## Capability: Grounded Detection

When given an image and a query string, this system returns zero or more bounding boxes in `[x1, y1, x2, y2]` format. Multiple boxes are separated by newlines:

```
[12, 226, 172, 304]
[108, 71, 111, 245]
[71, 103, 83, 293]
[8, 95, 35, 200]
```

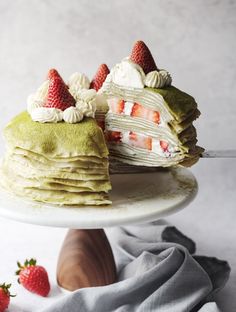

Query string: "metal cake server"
[201, 150, 236, 158]
[110, 150, 236, 174]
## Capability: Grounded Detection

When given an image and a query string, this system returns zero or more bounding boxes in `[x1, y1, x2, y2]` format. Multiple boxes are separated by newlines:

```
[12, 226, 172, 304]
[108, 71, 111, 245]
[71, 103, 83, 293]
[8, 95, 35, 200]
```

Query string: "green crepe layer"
[0, 170, 111, 206]
[7, 153, 109, 175]
[12, 148, 108, 166]
[148, 86, 199, 124]
[102, 82, 203, 167]
[4, 112, 109, 158]
[2, 111, 111, 206]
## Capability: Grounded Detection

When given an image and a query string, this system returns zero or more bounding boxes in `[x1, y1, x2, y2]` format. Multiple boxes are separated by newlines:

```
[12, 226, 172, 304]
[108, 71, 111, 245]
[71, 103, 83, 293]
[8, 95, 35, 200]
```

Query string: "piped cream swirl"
[31, 107, 63, 123]
[145, 70, 172, 88]
[63, 106, 84, 123]
[76, 89, 97, 118]
[68, 73, 90, 100]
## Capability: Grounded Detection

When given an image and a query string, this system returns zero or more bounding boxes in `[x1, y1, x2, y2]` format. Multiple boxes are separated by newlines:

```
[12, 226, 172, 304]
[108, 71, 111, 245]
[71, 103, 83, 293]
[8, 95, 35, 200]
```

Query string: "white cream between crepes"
[118, 130, 177, 157]
[31, 107, 63, 123]
[104, 58, 172, 89]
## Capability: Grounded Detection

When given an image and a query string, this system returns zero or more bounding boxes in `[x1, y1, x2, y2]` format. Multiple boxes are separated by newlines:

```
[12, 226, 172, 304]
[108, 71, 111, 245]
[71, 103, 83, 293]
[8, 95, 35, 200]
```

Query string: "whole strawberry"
[16, 259, 50, 297]
[130, 40, 158, 74]
[0, 283, 15, 312]
[90, 63, 110, 91]
[44, 69, 76, 111]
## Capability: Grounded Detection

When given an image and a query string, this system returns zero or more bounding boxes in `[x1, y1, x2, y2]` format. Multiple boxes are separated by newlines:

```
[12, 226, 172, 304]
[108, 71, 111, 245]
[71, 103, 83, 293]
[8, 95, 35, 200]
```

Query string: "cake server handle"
[201, 150, 236, 158]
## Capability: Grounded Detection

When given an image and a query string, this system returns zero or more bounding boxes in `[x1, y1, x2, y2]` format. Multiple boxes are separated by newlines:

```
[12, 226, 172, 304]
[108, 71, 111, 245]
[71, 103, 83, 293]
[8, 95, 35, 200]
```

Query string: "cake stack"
[1, 112, 111, 206]
[102, 41, 203, 167]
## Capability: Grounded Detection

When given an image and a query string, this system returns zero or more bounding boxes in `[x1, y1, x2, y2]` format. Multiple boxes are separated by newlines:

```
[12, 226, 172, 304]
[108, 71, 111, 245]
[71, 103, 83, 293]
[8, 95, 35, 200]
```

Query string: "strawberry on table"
[16, 258, 50, 297]
[130, 40, 158, 74]
[44, 71, 76, 111]
[0, 283, 15, 312]
[90, 64, 110, 91]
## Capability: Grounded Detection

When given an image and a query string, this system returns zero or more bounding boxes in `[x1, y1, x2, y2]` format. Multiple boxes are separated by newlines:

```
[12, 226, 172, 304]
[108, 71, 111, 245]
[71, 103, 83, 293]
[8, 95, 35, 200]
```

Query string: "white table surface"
[0, 158, 235, 312]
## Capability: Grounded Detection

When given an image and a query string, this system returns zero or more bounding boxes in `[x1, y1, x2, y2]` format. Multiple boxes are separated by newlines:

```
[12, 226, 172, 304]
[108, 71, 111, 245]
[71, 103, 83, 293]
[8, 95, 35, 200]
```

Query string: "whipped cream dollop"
[68, 72, 90, 100]
[104, 58, 172, 89]
[31, 107, 63, 123]
[76, 89, 97, 118]
[63, 106, 84, 123]
[27, 80, 50, 114]
[145, 70, 172, 88]
[108, 58, 145, 88]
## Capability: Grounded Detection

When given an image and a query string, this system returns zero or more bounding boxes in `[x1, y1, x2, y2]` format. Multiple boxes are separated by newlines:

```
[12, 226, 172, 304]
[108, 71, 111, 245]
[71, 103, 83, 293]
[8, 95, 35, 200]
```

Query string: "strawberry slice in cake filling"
[106, 98, 174, 157]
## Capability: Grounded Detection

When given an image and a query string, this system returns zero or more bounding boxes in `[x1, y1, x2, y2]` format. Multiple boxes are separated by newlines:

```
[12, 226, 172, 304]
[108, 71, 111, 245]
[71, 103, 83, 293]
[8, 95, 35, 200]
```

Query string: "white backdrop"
[0, 1, 235, 311]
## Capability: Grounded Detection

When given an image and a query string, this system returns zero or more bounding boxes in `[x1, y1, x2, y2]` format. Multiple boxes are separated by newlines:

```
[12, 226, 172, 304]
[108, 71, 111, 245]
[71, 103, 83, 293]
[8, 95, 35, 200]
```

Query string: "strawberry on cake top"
[101, 41, 203, 167]
[90, 64, 110, 130]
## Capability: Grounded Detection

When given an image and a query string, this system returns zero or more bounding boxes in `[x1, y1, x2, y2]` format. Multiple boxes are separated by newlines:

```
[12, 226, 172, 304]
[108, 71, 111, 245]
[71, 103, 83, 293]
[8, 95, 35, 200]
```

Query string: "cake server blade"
[110, 150, 236, 174]
[201, 150, 236, 158]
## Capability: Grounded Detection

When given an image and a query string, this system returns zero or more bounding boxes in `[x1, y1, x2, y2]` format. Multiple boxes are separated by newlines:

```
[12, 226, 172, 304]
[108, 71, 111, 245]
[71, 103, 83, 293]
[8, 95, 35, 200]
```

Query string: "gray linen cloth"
[41, 221, 230, 312]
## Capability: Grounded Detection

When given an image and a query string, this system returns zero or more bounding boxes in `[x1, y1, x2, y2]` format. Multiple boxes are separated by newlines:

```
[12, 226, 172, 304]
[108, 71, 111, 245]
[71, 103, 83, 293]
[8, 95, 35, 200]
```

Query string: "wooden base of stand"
[57, 229, 117, 291]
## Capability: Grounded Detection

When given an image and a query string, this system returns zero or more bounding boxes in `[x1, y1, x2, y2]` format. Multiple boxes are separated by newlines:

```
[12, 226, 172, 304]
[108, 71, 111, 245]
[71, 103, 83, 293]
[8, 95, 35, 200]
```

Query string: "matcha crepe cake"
[1, 69, 111, 205]
[101, 41, 203, 167]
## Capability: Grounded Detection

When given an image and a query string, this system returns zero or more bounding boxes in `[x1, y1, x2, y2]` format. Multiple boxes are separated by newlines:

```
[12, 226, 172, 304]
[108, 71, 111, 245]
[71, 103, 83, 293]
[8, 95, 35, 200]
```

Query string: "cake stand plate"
[0, 168, 198, 291]
[0, 168, 197, 229]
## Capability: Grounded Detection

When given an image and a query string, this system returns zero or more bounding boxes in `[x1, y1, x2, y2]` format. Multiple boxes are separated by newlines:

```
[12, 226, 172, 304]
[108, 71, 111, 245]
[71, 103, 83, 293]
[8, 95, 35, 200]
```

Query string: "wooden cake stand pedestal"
[0, 168, 197, 291]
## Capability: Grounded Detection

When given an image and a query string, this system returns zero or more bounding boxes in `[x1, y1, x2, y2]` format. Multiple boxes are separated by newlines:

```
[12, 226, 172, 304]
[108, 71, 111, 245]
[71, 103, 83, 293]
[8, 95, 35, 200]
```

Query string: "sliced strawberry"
[117, 100, 125, 114]
[131, 103, 160, 124]
[106, 131, 122, 143]
[130, 41, 158, 74]
[108, 98, 124, 114]
[129, 132, 152, 150]
[90, 64, 110, 91]
[44, 76, 76, 111]
[96, 119, 105, 131]
[160, 140, 169, 152]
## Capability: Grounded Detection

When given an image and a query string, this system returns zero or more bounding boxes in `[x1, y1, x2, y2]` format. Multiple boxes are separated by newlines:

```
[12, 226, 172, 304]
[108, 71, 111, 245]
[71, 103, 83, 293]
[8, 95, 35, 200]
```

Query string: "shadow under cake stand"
[0, 168, 198, 291]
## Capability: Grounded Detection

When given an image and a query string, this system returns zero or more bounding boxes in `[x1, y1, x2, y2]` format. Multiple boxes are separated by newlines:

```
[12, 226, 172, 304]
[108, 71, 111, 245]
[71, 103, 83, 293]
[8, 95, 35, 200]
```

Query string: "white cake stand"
[0, 168, 197, 290]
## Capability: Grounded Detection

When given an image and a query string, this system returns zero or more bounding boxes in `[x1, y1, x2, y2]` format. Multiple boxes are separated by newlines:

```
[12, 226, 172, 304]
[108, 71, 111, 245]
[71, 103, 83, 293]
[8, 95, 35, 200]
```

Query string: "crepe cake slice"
[101, 41, 204, 167]
[2, 69, 112, 206]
